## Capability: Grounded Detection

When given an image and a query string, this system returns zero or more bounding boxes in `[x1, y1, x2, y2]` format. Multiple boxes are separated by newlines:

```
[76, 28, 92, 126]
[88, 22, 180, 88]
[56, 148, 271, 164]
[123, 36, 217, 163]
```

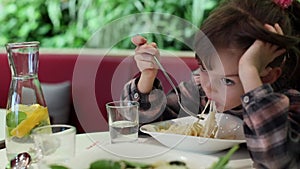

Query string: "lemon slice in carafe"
[10, 104, 49, 138]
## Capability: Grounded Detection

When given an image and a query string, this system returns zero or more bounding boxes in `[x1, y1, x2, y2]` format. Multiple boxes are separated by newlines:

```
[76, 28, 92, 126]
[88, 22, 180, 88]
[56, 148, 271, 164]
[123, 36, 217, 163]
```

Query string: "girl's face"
[199, 48, 245, 112]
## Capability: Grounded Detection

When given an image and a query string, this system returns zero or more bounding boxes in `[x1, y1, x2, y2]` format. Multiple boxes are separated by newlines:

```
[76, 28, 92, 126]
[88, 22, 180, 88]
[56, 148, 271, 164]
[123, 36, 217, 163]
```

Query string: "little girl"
[122, 0, 300, 168]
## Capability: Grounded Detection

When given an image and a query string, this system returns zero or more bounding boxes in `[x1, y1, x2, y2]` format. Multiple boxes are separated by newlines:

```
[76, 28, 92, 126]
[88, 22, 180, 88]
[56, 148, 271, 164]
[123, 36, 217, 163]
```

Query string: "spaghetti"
[159, 101, 219, 138]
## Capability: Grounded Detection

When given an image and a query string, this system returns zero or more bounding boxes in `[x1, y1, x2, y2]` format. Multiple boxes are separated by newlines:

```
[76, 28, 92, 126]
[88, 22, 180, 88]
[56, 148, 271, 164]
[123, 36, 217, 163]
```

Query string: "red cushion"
[0, 52, 197, 133]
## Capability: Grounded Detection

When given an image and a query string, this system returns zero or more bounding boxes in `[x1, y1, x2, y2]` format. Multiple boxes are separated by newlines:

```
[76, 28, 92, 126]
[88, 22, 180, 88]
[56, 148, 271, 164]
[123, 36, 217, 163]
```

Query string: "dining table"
[0, 108, 254, 169]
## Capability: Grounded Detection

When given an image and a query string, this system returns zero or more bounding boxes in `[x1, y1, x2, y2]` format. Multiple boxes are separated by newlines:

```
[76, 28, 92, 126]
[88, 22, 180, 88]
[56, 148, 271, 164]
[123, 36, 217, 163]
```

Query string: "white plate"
[66, 143, 218, 169]
[140, 114, 246, 154]
[0, 109, 5, 144]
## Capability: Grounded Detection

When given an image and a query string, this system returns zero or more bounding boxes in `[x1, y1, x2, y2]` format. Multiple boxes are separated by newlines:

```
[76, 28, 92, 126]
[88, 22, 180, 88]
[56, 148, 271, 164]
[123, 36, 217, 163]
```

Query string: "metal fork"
[153, 56, 206, 120]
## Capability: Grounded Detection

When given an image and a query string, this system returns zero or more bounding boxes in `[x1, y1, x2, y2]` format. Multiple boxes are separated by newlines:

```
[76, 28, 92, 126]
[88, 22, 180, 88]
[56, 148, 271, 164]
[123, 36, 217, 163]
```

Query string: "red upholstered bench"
[0, 50, 197, 133]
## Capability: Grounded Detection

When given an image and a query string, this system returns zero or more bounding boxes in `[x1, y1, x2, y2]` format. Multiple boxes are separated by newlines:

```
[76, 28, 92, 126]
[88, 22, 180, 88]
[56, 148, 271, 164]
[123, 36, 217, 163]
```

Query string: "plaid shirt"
[121, 73, 300, 169]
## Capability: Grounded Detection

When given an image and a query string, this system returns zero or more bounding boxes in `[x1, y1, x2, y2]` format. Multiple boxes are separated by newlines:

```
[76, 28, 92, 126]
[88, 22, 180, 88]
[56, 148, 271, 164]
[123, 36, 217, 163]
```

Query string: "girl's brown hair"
[195, 0, 300, 90]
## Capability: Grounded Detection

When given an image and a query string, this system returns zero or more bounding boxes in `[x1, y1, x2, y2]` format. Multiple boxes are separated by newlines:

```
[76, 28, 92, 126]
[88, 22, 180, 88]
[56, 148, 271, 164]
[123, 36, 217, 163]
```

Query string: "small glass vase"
[5, 41, 51, 162]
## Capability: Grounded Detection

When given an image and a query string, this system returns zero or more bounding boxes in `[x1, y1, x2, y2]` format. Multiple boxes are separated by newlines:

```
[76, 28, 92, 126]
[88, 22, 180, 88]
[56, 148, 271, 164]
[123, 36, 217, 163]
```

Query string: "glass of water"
[32, 124, 76, 168]
[106, 101, 139, 144]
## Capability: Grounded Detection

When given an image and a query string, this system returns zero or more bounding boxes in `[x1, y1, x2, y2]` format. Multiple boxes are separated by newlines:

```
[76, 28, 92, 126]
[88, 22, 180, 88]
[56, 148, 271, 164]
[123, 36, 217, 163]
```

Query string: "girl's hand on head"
[238, 23, 286, 92]
[131, 35, 160, 73]
[239, 23, 286, 76]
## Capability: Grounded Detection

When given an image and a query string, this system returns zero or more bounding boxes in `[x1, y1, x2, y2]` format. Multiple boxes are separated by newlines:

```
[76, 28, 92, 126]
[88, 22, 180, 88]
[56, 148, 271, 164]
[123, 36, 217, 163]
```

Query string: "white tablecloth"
[0, 109, 5, 148]
[0, 132, 253, 169]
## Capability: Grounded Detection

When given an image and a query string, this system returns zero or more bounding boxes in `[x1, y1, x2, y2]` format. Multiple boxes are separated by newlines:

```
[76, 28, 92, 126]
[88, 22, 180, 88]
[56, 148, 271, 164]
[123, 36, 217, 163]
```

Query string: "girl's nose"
[202, 80, 212, 98]
[203, 79, 220, 100]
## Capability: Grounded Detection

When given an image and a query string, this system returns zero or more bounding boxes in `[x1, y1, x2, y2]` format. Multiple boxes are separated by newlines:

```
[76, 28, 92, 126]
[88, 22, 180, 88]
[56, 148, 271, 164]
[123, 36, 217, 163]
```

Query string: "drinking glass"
[106, 101, 139, 143]
[32, 124, 76, 168]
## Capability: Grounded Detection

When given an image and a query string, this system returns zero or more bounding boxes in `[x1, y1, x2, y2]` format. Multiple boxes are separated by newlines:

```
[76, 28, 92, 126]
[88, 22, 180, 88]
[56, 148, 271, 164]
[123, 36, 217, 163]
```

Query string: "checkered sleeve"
[121, 77, 169, 124]
[241, 84, 300, 169]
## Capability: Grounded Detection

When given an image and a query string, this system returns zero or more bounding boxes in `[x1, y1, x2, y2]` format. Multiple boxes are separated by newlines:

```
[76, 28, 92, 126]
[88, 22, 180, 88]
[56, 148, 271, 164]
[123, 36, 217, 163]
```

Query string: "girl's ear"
[261, 67, 282, 84]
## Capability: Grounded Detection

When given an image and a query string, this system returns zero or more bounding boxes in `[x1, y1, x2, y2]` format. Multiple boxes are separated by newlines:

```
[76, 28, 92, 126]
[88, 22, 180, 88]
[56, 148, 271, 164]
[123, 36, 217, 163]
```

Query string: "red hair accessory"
[274, 0, 293, 8]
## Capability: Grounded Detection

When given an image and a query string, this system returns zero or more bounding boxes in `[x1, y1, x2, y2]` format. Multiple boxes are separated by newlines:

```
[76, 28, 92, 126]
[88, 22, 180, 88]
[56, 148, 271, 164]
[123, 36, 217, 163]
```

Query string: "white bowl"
[140, 113, 246, 154]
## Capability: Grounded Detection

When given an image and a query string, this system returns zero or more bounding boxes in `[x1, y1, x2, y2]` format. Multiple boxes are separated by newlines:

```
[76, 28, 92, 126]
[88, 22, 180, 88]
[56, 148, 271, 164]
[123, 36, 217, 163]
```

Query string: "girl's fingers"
[150, 42, 157, 48]
[264, 23, 284, 35]
[264, 42, 286, 58]
[274, 23, 284, 35]
[132, 36, 158, 56]
[264, 24, 277, 33]
[135, 53, 156, 62]
[131, 35, 147, 46]
[131, 36, 157, 48]
[136, 44, 159, 56]
[135, 54, 158, 71]
[132, 35, 160, 70]
[274, 48, 286, 57]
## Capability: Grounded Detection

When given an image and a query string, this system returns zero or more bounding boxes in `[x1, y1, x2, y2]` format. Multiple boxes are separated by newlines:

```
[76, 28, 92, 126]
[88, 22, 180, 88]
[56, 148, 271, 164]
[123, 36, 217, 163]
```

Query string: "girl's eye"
[220, 78, 235, 86]
[199, 65, 207, 72]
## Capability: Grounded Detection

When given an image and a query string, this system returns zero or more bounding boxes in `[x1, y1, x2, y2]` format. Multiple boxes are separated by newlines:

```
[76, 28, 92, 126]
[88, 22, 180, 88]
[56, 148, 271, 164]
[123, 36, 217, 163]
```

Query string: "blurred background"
[0, 0, 221, 50]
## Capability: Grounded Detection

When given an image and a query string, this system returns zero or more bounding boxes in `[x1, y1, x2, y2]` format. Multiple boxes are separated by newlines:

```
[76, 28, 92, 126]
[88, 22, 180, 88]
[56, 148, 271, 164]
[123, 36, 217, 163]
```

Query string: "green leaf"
[46, 0, 62, 30]
[49, 164, 69, 169]
[210, 144, 239, 169]
[6, 111, 27, 128]
[121, 160, 151, 168]
[89, 160, 122, 169]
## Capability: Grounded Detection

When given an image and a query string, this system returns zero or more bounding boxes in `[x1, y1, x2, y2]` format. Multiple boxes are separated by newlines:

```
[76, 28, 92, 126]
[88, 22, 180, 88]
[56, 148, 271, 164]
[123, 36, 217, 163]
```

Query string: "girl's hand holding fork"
[131, 35, 160, 93]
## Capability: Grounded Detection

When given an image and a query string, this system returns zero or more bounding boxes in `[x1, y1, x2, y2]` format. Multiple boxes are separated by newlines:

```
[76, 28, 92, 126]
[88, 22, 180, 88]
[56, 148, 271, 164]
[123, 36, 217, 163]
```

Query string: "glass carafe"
[5, 41, 50, 162]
